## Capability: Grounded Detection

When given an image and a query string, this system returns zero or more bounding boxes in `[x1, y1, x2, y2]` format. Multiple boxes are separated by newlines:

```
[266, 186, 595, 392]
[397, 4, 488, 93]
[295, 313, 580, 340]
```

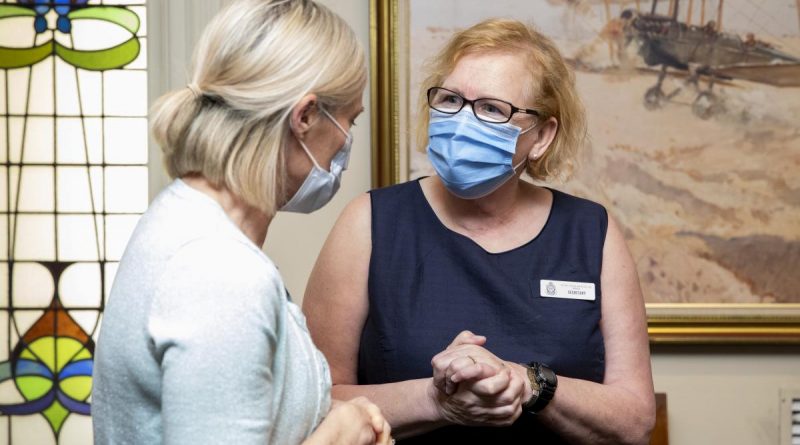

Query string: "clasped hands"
[430, 330, 532, 427]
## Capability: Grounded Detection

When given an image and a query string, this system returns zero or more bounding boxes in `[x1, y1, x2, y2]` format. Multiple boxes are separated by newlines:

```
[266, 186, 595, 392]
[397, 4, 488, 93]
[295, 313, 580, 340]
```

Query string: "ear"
[527, 117, 558, 162]
[289, 94, 320, 140]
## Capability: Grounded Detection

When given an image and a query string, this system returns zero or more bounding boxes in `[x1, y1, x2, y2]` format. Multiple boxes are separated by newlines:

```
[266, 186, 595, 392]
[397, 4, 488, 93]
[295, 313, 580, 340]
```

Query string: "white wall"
[651, 346, 800, 445]
[262, 0, 373, 301]
[147, 2, 800, 444]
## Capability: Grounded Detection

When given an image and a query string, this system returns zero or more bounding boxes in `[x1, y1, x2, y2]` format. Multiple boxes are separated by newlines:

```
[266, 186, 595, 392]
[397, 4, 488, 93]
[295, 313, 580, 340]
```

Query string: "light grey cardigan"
[93, 179, 331, 444]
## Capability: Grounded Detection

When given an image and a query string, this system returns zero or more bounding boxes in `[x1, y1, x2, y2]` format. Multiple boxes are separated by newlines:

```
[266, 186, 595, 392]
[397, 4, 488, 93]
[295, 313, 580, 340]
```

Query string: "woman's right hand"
[432, 365, 524, 427]
[429, 331, 526, 427]
[306, 397, 392, 445]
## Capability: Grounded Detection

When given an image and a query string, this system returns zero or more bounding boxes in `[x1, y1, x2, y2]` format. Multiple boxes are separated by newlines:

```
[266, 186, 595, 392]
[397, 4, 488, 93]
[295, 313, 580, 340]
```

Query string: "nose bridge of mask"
[430, 108, 522, 142]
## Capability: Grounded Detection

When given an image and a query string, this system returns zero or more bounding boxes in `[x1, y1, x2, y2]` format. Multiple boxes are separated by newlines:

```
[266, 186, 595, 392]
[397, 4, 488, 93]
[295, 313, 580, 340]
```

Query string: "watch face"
[541, 366, 556, 383]
[536, 363, 557, 388]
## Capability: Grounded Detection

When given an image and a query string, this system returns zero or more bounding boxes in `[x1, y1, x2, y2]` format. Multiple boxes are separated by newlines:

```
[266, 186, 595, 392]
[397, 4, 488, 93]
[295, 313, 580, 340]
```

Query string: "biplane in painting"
[613, 0, 800, 118]
[566, 0, 800, 118]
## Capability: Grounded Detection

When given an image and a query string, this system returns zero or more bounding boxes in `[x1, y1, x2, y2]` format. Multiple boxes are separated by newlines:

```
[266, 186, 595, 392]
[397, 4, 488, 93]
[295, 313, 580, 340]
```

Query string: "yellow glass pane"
[43, 400, 69, 436]
[26, 338, 86, 373]
[60, 376, 92, 401]
[17, 376, 53, 401]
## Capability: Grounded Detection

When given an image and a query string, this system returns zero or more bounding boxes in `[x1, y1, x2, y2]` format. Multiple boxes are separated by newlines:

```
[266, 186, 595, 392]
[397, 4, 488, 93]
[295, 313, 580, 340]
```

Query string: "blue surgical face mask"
[281, 108, 352, 213]
[427, 109, 534, 199]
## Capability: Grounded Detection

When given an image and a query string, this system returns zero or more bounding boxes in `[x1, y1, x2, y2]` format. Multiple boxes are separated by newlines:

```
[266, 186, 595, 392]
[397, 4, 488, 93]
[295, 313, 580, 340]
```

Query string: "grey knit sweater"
[93, 179, 330, 444]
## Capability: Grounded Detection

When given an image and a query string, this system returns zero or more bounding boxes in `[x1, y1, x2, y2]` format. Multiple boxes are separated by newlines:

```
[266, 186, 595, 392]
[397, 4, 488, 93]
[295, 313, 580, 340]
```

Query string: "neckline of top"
[412, 178, 557, 256]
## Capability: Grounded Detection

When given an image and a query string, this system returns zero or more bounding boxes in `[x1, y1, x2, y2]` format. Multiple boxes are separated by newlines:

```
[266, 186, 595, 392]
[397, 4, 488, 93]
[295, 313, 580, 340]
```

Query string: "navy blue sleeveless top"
[360, 180, 608, 443]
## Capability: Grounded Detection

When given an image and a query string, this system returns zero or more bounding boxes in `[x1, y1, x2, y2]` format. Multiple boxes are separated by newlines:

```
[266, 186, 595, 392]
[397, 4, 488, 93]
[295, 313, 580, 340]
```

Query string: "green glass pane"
[55, 38, 139, 71]
[25, 338, 86, 373]
[20, 347, 37, 361]
[0, 43, 52, 70]
[43, 400, 69, 434]
[73, 348, 92, 361]
[60, 375, 92, 401]
[0, 5, 36, 19]
[69, 6, 140, 34]
[16, 375, 53, 400]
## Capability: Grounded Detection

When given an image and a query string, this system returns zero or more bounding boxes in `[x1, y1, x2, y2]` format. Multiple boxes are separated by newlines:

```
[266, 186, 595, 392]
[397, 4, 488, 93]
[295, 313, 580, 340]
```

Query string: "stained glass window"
[0, 1, 147, 443]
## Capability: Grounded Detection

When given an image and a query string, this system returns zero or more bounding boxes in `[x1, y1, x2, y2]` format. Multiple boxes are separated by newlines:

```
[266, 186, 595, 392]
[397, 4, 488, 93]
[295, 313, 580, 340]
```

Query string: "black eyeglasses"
[427, 87, 540, 124]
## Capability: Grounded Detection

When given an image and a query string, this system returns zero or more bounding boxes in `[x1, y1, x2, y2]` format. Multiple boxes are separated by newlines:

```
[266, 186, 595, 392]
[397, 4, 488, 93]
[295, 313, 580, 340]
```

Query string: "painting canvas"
[373, 0, 800, 342]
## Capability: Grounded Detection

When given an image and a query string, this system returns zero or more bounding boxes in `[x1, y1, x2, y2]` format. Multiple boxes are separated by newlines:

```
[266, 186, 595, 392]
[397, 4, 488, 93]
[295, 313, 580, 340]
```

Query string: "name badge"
[540, 279, 596, 301]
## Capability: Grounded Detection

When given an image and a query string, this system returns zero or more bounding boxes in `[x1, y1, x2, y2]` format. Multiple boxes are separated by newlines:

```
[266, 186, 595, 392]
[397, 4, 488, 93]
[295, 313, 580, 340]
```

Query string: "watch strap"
[526, 362, 557, 414]
[522, 364, 540, 410]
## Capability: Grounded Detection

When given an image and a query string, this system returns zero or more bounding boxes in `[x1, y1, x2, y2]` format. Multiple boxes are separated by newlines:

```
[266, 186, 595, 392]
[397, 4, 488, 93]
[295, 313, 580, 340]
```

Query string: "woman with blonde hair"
[304, 18, 655, 443]
[92, 1, 390, 444]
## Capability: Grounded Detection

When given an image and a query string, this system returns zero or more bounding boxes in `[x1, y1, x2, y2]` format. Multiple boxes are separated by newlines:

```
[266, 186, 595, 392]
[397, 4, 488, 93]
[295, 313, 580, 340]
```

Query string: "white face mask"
[281, 108, 353, 213]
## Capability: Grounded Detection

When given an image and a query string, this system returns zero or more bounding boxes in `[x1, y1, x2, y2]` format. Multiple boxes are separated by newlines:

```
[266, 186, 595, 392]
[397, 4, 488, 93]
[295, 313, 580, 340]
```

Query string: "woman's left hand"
[431, 331, 531, 424]
[431, 330, 517, 395]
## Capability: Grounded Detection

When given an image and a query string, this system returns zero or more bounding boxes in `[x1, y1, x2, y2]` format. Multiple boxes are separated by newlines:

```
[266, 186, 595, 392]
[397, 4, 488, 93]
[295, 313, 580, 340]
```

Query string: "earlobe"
[528, 117, 558, 162]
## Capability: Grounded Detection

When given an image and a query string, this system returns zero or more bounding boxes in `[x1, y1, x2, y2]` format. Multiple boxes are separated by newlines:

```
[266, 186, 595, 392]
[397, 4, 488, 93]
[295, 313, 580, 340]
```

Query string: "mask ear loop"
[320, 108, 352, 140]
[321, 107, 354, 159]
[519, 120, 545, 164]
[296, 139, 324, 170]
[289, 115, 325, 171]
[289, 104, 334, 172]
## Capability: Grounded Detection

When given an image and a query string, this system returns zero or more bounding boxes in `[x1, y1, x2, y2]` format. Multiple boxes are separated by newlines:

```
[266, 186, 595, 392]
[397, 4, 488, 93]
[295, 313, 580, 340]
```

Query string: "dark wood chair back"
[650, 392, 669, 445]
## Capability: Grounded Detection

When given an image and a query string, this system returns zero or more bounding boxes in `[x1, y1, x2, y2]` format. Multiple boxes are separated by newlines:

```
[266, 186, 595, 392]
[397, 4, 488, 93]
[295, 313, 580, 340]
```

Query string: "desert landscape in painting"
[406, 0, 800, 303]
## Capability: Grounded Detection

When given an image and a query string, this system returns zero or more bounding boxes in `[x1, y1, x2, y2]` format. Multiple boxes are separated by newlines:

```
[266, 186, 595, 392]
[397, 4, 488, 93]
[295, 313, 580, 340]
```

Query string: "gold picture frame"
[369, 0, 800, 344]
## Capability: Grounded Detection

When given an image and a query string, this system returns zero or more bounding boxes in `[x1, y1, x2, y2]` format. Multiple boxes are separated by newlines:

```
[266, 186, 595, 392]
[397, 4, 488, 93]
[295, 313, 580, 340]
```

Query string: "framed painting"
[369, 0, 800, 343]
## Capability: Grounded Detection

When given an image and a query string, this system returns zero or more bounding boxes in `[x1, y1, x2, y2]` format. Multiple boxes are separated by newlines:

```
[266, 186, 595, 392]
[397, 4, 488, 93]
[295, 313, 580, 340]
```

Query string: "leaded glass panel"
[0, 1, 148, 443]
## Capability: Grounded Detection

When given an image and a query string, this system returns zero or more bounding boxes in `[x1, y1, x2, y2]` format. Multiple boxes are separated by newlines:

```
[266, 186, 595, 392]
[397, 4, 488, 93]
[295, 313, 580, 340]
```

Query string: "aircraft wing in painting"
[709, 63, 800, 88]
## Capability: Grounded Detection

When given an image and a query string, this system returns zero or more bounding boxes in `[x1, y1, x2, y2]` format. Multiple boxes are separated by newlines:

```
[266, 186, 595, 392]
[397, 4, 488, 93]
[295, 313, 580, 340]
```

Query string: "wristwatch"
[522, 362, 558, 414]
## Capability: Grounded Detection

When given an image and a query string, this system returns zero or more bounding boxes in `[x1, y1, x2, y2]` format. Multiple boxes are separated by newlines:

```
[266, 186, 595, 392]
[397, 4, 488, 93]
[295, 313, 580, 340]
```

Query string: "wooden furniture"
[650, 393, 669, 445]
